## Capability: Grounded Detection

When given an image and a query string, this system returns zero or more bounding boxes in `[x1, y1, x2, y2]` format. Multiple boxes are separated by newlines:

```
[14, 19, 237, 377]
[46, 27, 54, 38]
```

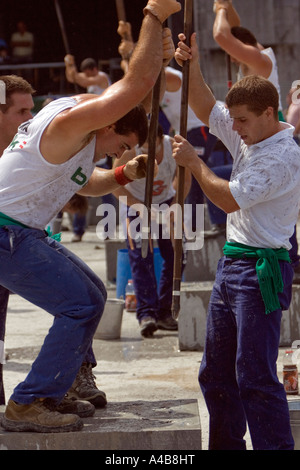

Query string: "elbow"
[213, 29, 227, 47]
[224, 202, 240, 214]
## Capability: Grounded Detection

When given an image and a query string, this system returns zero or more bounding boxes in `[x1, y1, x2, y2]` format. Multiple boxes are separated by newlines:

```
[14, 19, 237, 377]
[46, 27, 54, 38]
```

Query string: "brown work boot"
[66, 363, 107, 408]
[144, 0, 181, 23]
[1, 398, 83, 433]
[56, 396, 95, 418]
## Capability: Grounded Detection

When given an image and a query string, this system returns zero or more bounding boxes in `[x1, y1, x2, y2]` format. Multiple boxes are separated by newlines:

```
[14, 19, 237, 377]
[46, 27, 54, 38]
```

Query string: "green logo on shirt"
[71, 167, 87, 186]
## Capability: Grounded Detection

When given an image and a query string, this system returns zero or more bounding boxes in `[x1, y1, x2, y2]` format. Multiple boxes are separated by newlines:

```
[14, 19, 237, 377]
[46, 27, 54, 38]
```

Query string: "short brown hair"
[225, 75, 279, 118]
[231, 26, 258, 46]
[80, 58, 97, 72]
[0, 75, 35, 113]
[115, 103, 148, 147]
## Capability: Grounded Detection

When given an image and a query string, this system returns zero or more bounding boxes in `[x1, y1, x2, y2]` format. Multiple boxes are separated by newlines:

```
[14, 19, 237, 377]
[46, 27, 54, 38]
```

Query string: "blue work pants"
[0, 285, 9, 404]
[0, 225, 106, 405]
[199, 256, 294, 450]
[126, 234, 175, 322]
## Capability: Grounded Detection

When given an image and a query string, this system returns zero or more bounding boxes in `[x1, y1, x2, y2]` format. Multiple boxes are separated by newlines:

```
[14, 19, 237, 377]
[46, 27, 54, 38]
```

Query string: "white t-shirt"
[209, 102, 300, 249]
[0, 97, 96, 229]
[11, 31, 34, 58]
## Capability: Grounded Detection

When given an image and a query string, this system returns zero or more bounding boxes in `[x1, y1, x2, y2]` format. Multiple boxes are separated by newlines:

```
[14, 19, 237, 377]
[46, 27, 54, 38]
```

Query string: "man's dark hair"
[231, 26, 258, 46]
[0, 75, 35, 113]
[226, 75, 279, 119]
[115, 104, 148, 147]
[80, 58, 97, 72]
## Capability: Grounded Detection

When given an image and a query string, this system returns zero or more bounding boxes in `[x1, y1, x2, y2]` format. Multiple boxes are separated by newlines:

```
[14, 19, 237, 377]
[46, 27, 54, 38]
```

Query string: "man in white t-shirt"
[174, 31, 300, 450]
[10, 21, 34, 63]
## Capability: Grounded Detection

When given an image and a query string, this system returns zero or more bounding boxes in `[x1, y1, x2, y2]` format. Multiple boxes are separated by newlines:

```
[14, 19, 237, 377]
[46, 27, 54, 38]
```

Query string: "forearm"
[213, 8, 232, 45]
[227, 2, 241, 27]
[78, 168, 121, 197]
[190, 159, 239, 213]
[173, 168, 192, 200]
[125, 13, 163, 98]
[175, 32, 215, 125]
[65, 64, 76, 84]
[80, 155, 149, 197]
[188, 59, 216, 127]
[172, 135, 239, 213]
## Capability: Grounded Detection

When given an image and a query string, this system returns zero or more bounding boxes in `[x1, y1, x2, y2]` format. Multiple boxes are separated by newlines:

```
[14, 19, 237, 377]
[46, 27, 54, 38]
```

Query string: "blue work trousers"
[0, 225, 106, 405]
[199, 256, 294, 450]
[126, 234, 175, 322]
[0, 285, 9, 404]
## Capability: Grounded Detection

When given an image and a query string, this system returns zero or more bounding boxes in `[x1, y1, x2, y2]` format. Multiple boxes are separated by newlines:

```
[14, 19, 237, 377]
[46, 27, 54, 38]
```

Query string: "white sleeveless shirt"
[0, 97, 96, 229]
[125, 135, 176, 203]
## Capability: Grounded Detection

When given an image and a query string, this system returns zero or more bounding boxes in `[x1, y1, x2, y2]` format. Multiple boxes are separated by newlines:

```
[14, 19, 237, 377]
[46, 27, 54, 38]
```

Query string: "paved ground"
[1, 222, 296, 450]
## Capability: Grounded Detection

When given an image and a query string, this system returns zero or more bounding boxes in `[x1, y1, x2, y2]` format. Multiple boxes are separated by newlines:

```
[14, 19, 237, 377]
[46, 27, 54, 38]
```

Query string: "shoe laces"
[38, 398, 60, 412]
[76, 363, 97, 388]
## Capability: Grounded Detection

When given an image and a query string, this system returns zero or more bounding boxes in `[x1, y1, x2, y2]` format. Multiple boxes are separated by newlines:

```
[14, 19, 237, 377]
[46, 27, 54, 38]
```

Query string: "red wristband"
[114, 164, 133, 185]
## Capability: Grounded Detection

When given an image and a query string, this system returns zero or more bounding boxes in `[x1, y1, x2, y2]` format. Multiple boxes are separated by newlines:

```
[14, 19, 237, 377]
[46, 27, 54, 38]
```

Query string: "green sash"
[0, 212, 29, 228]
[223, 241, 291, 314]
[0, 212, 61, 241]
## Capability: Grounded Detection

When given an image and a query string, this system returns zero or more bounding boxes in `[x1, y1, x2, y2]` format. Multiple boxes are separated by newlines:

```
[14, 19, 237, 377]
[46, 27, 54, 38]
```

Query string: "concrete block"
[0, 399, 201, 450]
[184, 235, 225, 282]
[288, 400, 300, 450]
[104, 239, 126, 283]
[281, 285, 300, 347]
[178, 282, 300, 351]
[178, 282, 212, 351]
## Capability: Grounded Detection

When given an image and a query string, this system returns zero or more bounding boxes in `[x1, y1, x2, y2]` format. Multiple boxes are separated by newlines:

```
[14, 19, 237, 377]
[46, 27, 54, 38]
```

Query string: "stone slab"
[178, 282, 300, 351]
[183, 235, 225, 283]
[178, 282, 213, 351]
[288, 399, 300, 450]
[0, 399, 201, 451]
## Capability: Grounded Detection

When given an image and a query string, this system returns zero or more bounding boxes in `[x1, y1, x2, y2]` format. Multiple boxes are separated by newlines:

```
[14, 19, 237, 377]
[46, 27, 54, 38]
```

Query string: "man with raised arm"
[0, 0, 181, 434]
[173, 30, 300, 450]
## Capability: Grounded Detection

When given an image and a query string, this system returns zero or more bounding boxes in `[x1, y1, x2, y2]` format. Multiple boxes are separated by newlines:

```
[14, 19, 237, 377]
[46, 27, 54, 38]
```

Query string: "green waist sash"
[0, 212, 61, 241]
[223, 241, 291, 314]
[0, 212, 29, 228]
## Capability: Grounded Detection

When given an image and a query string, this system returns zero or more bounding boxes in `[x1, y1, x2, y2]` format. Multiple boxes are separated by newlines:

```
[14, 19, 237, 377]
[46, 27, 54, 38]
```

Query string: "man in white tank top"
[113, 126, 191, 338]
[0, 0, 182, 434]
[64, 56, 110, 95]
[0, 75, 35, 407]
[213, 1, 284, 114]
[213, 0, 300, 268]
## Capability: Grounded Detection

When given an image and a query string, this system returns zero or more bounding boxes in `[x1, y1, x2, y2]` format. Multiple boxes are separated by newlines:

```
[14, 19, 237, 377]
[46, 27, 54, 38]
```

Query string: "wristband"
[114, 164, 133, 185]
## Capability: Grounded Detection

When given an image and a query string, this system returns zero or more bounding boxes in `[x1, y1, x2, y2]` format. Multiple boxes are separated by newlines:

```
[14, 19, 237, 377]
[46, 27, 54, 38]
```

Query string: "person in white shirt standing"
[174, 28, 300, 450]
[10, 20, 34, 63]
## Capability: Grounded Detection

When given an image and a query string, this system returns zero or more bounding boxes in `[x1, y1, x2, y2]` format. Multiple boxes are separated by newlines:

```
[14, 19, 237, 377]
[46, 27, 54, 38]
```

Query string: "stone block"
[288, 400, 300, 450]
[184, 235, 225, 282]
[178, 282, 300, 351]
[281, 285, 300, 347]
[0, 399, 201, 450]
[178, 282, 212, 351]
[104, 239, 126, 283]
